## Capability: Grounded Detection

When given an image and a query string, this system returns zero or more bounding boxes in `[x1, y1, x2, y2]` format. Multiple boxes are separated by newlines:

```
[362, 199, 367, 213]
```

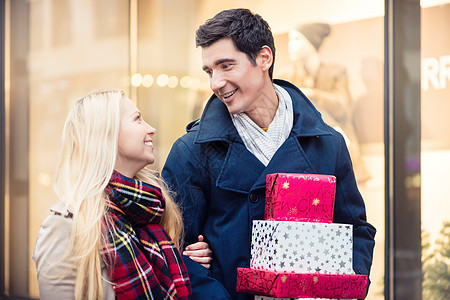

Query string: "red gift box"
[236, 268, 367, 299]
[265, 173, 336, 223]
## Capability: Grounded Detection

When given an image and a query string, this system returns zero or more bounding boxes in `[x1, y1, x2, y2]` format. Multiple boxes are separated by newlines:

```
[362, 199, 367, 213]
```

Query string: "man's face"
[201, 38, 269, 115]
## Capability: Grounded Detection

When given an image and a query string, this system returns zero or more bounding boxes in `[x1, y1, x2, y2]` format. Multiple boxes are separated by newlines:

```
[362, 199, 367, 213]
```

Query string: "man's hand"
[183, 235, 213, 269]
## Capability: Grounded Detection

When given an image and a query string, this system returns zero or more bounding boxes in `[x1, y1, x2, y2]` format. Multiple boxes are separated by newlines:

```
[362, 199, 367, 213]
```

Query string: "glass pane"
[5, 0, 385, 298]
[420, 1, 450, 299]
[273, 6, 385, 300]
[6, 0, 129, 298]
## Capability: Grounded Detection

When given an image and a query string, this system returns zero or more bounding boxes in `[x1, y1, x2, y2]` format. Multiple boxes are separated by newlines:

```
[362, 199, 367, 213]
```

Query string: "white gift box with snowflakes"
[250, 220, 354, 274]
[250, 220, 355, 300]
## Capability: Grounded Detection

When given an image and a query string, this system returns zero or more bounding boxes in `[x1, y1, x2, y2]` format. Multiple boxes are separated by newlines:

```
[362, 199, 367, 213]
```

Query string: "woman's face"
[115, 96, 156, 178]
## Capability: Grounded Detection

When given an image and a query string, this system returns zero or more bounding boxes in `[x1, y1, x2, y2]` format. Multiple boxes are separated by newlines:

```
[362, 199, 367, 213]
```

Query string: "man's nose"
[210, 73, 226, 91]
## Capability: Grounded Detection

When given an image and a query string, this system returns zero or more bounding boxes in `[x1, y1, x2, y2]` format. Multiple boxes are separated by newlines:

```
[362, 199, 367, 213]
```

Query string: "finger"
[200, 263, 211, 269]
[189, 256, 213, 264]
[185, 242, 209, 251]
[184, 243, 198, 251]
[183, 248, 212, 257]
[195, 242, 210, 249]
[183, 251, 212, 259]
[198, 235, 204, 242]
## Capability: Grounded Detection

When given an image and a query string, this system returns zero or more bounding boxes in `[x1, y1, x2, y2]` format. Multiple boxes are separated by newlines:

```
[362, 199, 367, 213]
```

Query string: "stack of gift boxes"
[236, 173, 367, 299]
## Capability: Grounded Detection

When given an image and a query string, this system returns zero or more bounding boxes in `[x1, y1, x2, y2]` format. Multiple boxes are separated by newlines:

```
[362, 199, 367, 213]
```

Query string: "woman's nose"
[145, 121, 156, 135]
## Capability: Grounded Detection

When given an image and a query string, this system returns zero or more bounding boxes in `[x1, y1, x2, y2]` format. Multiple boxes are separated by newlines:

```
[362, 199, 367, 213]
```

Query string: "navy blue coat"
[162, 79, 376, 300]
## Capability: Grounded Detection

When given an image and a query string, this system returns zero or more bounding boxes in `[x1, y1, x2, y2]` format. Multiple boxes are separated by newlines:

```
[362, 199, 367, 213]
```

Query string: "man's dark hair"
[195, 8, 276, 80]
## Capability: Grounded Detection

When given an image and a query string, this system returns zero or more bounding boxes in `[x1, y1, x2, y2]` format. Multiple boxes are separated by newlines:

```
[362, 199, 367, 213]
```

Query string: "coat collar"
[216, 136, 318, 193]
[194, 79, 331, 144]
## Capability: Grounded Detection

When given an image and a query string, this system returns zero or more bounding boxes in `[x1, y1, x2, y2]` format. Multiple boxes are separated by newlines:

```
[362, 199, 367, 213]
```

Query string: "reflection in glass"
[420, 1, 450, 299]
[282, 22, 371, 184]
[4, 1, 386, 299]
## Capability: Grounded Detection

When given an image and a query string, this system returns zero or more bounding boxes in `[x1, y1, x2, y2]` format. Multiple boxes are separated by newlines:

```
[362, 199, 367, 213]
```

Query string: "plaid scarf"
[102, 171, 191, 300]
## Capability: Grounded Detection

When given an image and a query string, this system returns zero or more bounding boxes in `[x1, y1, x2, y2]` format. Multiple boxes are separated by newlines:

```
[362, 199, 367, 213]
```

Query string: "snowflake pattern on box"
[250, 221, 353, 274]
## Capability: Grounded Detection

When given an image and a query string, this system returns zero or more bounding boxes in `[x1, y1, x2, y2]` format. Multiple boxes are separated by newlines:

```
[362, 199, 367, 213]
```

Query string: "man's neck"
[245, 85, 279, 128]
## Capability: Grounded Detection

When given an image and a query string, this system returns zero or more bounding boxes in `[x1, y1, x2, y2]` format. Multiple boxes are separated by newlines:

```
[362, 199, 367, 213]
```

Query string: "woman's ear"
[258, 45, 274, 72]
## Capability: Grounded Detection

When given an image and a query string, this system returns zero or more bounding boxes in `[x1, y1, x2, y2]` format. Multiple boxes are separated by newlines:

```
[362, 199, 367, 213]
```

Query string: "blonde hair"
[53, 89, 183, 300]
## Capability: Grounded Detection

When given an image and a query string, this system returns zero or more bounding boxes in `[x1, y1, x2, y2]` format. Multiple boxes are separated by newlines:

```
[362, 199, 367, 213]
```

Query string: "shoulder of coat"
[50, 201, 73, 219]
[186, 119, 200, 132]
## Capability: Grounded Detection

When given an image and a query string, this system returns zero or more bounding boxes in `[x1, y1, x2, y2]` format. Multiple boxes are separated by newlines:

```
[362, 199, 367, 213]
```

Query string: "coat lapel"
[251, 135, 317, 191]
[216, 134, 318, 193]
[216, 141, 266, 193]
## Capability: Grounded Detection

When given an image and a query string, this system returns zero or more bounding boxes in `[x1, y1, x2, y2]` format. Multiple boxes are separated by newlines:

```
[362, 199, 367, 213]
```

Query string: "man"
[162, 8, 376, 300]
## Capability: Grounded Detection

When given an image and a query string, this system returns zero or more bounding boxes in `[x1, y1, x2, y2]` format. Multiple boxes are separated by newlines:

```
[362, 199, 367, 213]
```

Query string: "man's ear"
[258, 45, 274, 72]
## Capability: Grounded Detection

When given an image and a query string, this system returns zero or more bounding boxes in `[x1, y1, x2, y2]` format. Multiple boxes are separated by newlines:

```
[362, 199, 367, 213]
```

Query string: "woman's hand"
[183, 235, 213, 269]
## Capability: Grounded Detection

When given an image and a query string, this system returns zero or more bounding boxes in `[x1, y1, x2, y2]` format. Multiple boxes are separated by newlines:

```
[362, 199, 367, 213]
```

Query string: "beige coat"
[32, 202, 115, 300]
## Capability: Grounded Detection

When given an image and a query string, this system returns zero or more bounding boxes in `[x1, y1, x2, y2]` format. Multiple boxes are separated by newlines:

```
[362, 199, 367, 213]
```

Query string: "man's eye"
[223, 64, 231, 69]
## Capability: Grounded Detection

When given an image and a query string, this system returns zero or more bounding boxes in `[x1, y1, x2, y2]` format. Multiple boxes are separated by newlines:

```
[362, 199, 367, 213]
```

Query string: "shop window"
[420, 1, 450, 299]
[3, 1, 387, 298]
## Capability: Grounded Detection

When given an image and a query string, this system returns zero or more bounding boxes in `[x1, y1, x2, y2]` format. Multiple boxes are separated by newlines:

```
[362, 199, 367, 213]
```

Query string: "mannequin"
[283, 23, 371, 184]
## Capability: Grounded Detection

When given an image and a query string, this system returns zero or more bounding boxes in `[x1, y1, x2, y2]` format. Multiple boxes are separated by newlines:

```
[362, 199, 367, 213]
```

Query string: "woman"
[33, 89, 211, 299]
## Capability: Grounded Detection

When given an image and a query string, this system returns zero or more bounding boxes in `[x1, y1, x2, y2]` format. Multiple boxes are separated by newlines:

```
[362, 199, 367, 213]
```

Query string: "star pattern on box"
[251, 221, 353, 274]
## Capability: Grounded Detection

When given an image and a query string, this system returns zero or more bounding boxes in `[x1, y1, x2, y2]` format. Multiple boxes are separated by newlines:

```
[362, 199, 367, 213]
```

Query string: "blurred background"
[1, 0, 449, 299]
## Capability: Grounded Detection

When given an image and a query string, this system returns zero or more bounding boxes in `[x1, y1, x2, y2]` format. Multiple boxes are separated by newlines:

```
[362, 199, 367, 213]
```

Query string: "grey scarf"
[231, 84, 294, 166]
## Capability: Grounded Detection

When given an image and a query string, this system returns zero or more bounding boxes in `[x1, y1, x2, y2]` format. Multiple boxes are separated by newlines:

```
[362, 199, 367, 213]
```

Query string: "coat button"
[249, 194, 258, 203]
